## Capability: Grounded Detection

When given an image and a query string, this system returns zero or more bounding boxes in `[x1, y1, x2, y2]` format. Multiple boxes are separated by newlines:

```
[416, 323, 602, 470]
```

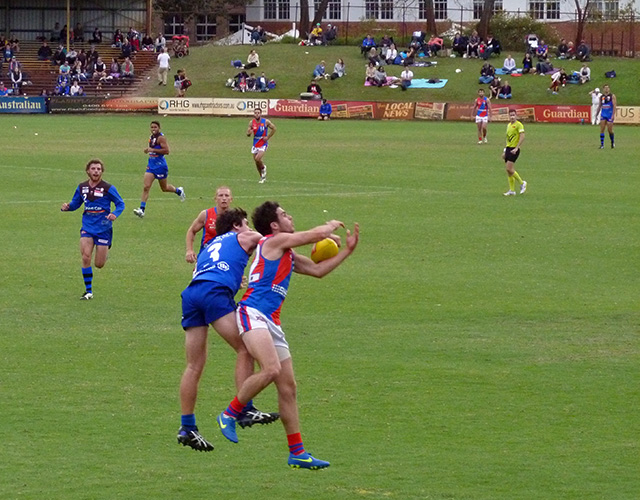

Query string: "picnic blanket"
[409, 78, 448, 89]
[364, 76, 399, 87]
[496, 68, 523, 75]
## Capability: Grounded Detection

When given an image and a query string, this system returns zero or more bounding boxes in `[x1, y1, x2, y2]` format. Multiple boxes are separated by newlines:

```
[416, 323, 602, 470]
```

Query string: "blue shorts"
[601, 113, 613, 123]
[80, 228, 113, 247]
[181, 281, 237, 329]
[146, 164, 168, 179]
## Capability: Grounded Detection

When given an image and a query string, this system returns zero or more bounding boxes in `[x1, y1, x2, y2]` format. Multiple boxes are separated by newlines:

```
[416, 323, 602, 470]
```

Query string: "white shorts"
[475, 115, 489, 123]
[251, 145, 268, 155]
[236, 305, 291, 360]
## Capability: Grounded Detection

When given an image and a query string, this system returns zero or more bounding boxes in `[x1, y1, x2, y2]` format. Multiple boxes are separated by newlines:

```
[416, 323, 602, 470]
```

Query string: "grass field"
[135, 44, 640, 105]
[1, 115, 639, 500]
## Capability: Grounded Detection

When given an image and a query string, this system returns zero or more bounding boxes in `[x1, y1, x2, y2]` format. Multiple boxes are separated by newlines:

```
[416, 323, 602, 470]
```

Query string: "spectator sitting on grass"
[452, 32, 466, 57]
[522, 52, 533, 74]
[318, 98, 332, 120]
[467, 30, 480, 58]
[385, 44, 398, 65]
[313, 60, 327, 79]
[556, 39, 569, 59]
[244, 49, 260, 69]
[309, 24, 323, 45]
[536, 39, 549, 60]
[324, 24, 337, 45]
[361, 34, 376, 57]
[498, 80, 512, 99]
[427, 35, 444, 57]
[365, 61, 377, 85]
[233, 70, 248, 92]
[577, 40, 591, 62]
[502, 54, 516, 73]
[579, 63, 590, 84]
[535, 57, 553, 76]
[479, 62, 494, 84]
[246, 73, 257, 91]
[307, 78, 323, 99]
[489, 75, 501, 99]
[331, 58, 346, 80]
[400, 62, 413, 91]
[373, 65, 388, 87]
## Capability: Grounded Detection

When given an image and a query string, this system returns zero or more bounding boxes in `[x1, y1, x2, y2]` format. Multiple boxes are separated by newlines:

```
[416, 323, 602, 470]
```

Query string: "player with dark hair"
[473, 88, 491, 144]
[178, 208, 279, 452]
[185, 186, 233, 263]
[247, 108, 275, 184]
[596, 84, 616, 149]
[61, 159, 125, 299]
[216, 201, 359, 470]
[501, 109, 527, 196]
[133, 121, 185, 218]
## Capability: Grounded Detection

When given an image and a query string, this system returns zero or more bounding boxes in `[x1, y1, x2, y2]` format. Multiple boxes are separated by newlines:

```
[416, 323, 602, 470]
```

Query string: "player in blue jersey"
[247, 108, 276, 183]
[61, 159, 125, 300]
[178, 208, 279, 452]
[133, 121, 185, 218]
[596, 84, 616, 149]
[216, 201, 359, 470]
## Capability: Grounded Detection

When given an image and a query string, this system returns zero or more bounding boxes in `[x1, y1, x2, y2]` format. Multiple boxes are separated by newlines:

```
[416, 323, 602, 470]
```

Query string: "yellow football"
[311, 238, 340, 263]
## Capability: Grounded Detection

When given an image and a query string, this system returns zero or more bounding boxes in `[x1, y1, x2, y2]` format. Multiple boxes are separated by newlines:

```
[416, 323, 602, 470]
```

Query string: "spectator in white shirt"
[157, 48, 170, 85]
[502, 54, 516, 74]
[400, 63, 413, 91]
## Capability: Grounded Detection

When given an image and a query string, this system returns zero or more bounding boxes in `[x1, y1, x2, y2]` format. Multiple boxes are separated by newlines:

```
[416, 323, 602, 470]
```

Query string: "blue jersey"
[319, 102, 332, 115]
[191, 231, 249, 293]
[67, 180, 125, 234]
[600, 94, 614, 119]
[251, 118, 268, 148]
[147, 132, 167, 169]
[238, 235, 294, 326]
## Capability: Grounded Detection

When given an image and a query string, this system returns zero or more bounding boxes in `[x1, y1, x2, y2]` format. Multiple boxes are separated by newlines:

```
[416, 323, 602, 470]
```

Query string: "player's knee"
[261, 364, 281, 383]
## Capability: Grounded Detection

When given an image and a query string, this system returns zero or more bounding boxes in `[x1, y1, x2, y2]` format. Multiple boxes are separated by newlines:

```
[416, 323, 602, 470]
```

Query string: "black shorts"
[504, 147, 520, 163]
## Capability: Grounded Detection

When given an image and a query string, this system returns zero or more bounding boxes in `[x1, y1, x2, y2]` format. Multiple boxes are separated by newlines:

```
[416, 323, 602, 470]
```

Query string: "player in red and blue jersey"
[247, 108, 276, 183]
[61, 158, 125, 300]
[596, 84, 617, 149]
[178, 208, 279, 452]
[473, 88, 492, 144]
[185, 186, 233, 263]
[133, 121, 185, 218]
[216, 201, 360, 470]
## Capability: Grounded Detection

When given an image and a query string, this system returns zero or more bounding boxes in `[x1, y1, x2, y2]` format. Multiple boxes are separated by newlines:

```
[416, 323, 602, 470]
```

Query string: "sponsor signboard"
[268, 99, 320, 118]
[534, 105, 590, 123]
[50, 96, 157, 113]
[413, 102, 446, 121]
[157, 98, 268, 115]
[615, 106, 640, 124]
[0, 96, 47, 113]
[332, 101, 375, 119]
[376, 101, 415, 120]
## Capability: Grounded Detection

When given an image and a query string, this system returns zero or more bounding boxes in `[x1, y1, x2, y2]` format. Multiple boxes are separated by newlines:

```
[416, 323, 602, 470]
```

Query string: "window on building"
[164, 15, 184, 36]
[418, 0, 426, 19]
[365, 0, 379, 19]
[229, 14, 245, 33]
[494, 0, 503, 13]
[380, 0, 394, 19]
[278, 0, 290, 19]
[604, 0, 619, 19]
[264, 0, 277, 19]
[434, 0, 447, 20]
[196, 15, 216, 42]
[546, 1, 560, 19]
[529, 1, 545, 19]
[473, 0, 483, 19]
[328, 0, 342, 19]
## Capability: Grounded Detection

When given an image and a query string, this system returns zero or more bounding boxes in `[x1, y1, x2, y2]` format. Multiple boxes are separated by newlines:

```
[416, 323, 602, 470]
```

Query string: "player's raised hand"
[346, 223, 360, 253]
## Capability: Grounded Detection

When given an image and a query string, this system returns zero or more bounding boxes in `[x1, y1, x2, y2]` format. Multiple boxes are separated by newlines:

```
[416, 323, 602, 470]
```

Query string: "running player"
[133, 121, 185, 218]
[473, 88, 491, 144]
[502, 109, 527, 196]
[178, 208, 280, 452]
[216, 202, 360, 470]
[596, 84, 616, 149]
[247, 108, 276, 183]
[185, 186, 233, 263]
[61, 159, 125, 299]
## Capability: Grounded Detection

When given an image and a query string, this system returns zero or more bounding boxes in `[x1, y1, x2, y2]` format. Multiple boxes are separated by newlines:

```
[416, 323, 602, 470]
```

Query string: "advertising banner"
[268, 99, 320, 118]
[615, 106, 640, 124]
[50, 97, 157, 113]
[375, 101, 415, 120]
[533, 105, 590, 123]
[158, 97, 268, 115]
[0, 96, 47, 113]
[332, 101, 376, 119]
[413, 102, 446, 121]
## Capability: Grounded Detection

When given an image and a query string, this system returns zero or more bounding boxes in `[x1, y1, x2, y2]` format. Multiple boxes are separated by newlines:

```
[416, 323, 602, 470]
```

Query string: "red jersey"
[199, 207, 218, 252]
[475, 97, 489, 117]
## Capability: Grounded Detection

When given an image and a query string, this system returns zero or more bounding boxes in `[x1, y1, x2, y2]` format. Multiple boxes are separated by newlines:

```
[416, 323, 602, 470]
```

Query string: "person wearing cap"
[324, 24, 337, 45]
[310, 23, 323, 46]
[589, 87, 601, 125]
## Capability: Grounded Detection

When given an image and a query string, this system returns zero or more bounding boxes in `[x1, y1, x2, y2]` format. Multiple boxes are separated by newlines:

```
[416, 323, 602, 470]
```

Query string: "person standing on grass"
[60, 159, 125, 300]
[178, 208, 280, 452]
[185, 186, 234, 262]
[133, 121, 185, 218]
[247, 108, 275, 184]
[216, 201, 359, 470]
[157, 47, 170, 86]
[596, 84, 616, 149]
[501, 109, 527, 196]
[473, 88, 491, 144]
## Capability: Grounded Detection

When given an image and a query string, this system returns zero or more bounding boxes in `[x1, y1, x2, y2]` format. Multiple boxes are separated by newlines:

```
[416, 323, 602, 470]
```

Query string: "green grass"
[136, 43, 640, 105]
[1, 115, 639, 499]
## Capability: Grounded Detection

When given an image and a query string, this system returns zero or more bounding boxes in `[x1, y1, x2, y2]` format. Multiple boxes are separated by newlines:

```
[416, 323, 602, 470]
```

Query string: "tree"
[477, 0, 496, 40]
[154, 0, 248, 21]
[298, 0, 331, 38]
[422, 0, 437, 35]
[573, 0, 593, 48]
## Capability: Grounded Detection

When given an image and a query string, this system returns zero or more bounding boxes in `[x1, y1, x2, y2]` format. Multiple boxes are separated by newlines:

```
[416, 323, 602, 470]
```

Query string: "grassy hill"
[136, 43, 638, 105]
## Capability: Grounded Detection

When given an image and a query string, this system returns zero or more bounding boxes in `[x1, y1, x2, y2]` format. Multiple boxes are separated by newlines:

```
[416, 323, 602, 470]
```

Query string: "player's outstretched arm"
[185, 210, 207, 263]
[294, 223, 359, 278]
